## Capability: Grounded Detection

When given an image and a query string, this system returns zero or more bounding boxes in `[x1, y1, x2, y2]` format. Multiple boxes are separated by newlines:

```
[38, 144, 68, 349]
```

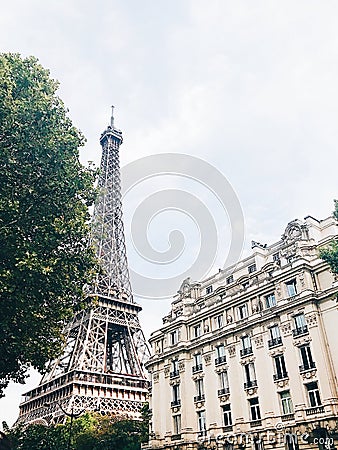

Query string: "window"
[249, 397, 261, 421]
[195, 378, 204, 401]
[273, 354, 288, 380]
[273, 252, 280, 262]
[194, 353, 202, 366]
[237, 303, 248, 320]
[286, 279, 297, 297]
[215, 344, 226, 364]
[192, 353, 203, 373]
[206, 285, 213, 294]
[197, 410, 206, 433]
[173, 415, 181, 435]
[244, 362, 257, 388]
[222, 404, 232, 427]
[214, 314, 224, 329]
[265, 293, 276, 308]
[240, 335, 252, 356]
[172, 384, 180, 406]
[226, 275, 234, 285]
[268, 324, 282, 348]
[170, 359, 179, 378]
[248, 264, 257, 274]
[306, 382, 322, 407]
[299, 345, 315, 371]
[293, 313, 307, 336]
[219, 371, 229, 393]
[280, 390, 293, 415]
[294, 313, 306, 328]
[170, 330, 178, 345]
[193, 324, 201, 338]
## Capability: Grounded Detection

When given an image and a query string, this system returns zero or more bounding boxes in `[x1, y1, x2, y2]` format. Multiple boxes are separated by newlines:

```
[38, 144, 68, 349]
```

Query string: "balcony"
[240, 347, 253, 357]
[194, 394, 205, 402]
[292, 325, 308, 337]
[305, 405, 324, 416]
[171, 400, 181, 407]
[192, 364, 203, 374]
[268, 337, 283, 348]
[273, 372, 288, 381]
[281, 413, 295, 421]
[171, 434, 181, 441]
[218, 388, 230, 396]
[244, 380, 257, 390]
[215, 356, 227, 365]
[250, 420, 262, 427]
[299, 361, 316, 373]
[170, 370, 179, 378]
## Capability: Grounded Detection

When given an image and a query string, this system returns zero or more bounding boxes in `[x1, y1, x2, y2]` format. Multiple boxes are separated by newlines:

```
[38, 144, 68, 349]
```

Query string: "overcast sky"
[1, 0, 338, 426]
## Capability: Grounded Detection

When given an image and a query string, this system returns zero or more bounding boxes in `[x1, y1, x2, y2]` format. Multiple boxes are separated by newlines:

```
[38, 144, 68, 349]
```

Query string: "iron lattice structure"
[17, 109, 150, 425]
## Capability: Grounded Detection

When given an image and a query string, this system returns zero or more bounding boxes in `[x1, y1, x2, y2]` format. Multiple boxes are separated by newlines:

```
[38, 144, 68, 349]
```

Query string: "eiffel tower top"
[92, 107, 133, 302]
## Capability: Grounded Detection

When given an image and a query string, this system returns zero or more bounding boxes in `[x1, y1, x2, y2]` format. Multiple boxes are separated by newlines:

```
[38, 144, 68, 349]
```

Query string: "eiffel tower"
[17, 108, 150, 425]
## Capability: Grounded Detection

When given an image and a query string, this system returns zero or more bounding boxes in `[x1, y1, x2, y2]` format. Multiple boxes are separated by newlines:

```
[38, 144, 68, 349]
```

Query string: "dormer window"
[273, 252, 280, 262]
[206, 285, 213, 295]
[248, 264, 257, 274]
[226, 275, 234, 285]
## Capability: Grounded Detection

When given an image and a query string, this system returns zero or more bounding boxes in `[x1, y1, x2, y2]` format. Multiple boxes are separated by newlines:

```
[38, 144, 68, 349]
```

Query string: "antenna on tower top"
[111, 105, 115, 128]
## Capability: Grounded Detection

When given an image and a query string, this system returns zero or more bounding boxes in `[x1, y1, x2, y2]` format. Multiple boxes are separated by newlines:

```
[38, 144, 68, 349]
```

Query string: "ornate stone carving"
[228, 344, 236, 357]
[245, 387, 258, 396]
[195, 401, 205, 409]
[293, 336, 312, 347]
[219, 394, 230, 403]
[275, 379, 289, 388]
[153, 373, 159, 383]
[178, 361, 185, 372]
[306, 313, 318, 328]
[192, 373, 205, 381]
[301, 370, 317, 380]
[282, 220, 308, 243]
[164, 367, 170, 378]
[298, 271, 306, 288]
[269, 347, 285, 357]
[204, 354, 212, 366]
[226, 315, 233, 324]
[281, 322, 292, 336]
[215, 365, 228, 373]
[254, 335, 264, 349]
[276, 283, 282, 298]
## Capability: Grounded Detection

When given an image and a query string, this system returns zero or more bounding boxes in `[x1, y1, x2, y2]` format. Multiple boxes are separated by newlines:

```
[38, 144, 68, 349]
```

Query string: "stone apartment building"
[144, 215, 338, 450]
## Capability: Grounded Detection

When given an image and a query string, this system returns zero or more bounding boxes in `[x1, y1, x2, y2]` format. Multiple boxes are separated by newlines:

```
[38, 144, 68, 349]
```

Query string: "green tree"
[0, 53, 97, 395]
[6, 413, 146, 450]
[320, 200, 338, 274]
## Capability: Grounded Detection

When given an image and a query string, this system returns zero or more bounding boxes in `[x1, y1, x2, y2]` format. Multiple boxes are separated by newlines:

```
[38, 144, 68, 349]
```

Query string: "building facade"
[145, 215, 338, 450]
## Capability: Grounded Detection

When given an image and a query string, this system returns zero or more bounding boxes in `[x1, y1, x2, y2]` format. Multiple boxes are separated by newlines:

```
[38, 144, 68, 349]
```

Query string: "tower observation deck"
[17, 109, 150, 424]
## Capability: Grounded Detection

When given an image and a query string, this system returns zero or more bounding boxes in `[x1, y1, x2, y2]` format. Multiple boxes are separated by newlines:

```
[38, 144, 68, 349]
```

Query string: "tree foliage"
[320, 200, 338, 274]
[5, 412, 147, 450]
[0, 53, 97, 395]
